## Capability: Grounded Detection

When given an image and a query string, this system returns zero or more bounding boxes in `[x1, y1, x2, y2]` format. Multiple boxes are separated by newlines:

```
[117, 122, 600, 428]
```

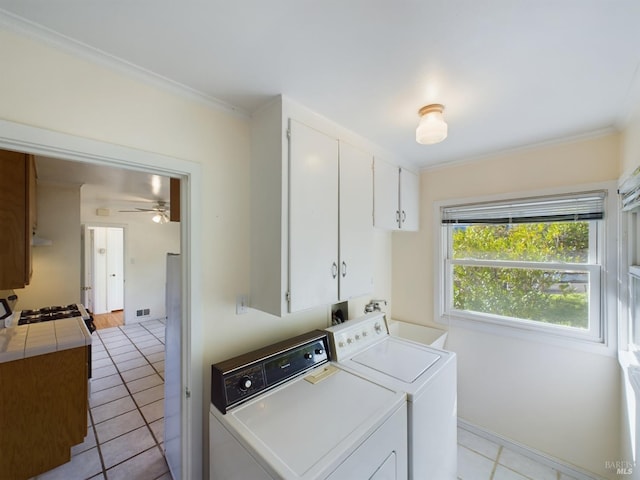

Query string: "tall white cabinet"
[288, 120, 339, 312]
[250, 97, 374, 316]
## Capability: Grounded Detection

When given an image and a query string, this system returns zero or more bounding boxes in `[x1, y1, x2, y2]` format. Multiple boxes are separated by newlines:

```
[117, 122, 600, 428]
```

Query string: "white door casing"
[0, 119, 202, 480]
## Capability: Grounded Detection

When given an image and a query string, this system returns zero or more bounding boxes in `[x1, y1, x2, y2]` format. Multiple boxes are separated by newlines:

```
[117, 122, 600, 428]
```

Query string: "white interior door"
[88, 226, 124, 314]
[106, 227, 124, 310]
[339, 141, 374, 299]
[288, 119, 339, 312]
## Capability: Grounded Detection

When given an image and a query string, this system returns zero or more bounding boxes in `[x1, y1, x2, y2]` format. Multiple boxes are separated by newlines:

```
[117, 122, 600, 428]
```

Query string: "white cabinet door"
[339, 141, 373, 300]
[374, 158, 400, 230]
[399, 168, 419, 231]
[288, 120, 339, 312]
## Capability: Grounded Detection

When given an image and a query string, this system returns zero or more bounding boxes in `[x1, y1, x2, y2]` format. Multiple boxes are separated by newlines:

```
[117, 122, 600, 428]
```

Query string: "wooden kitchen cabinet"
[0, 149, 37, 289]
[0, 346, 88, 479]
[250, 97, 374, 316]
[373, 157, 419, 231]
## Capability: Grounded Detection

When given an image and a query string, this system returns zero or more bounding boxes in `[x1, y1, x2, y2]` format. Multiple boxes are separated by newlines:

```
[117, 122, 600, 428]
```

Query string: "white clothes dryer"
[326, 313, 457, 480]
[209, 330, 408, 480]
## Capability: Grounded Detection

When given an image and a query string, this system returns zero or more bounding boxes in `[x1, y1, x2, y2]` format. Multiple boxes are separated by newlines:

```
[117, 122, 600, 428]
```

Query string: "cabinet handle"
[341, 261, 347, 278]
[402, 210, 406, 223]
[332, 262, 338, 279]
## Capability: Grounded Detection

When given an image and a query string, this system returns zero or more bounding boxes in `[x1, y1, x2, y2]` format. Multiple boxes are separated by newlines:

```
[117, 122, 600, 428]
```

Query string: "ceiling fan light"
[153, 212, 169, 224]
[416, 104, 447, 145]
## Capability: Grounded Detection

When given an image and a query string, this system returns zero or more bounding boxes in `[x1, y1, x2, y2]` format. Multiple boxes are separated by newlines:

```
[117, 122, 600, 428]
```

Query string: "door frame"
[82, 225, 126, 316]
[0, 119, 203, 480]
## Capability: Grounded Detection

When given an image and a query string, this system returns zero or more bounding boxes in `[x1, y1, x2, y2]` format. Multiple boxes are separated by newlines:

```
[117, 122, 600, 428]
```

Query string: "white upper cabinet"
[339, 141, 374, 300]
[288, 120, 339, 312]
[399, 168, 419, 231]
[374, 158, 420, 231]
[249, 96, 375, 316]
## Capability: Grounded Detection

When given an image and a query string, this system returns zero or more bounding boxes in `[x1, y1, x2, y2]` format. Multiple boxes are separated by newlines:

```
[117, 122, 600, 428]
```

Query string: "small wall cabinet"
[374, 158, 419, 231]
[0, 149, 37, 289]
[250, 97, 374, 316]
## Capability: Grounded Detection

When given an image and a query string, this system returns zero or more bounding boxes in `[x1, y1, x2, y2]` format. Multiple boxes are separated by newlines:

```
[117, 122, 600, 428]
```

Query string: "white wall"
[0, 28, 392, 477]
[15, 183, 81, 309]
[392, 133, 622, 478]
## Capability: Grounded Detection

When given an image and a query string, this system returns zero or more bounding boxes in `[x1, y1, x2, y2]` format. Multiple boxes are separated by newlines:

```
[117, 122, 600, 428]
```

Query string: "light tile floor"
[32, 319, 584, 480]
[32, 319, 169, 480]
[457, 426, 582, 480]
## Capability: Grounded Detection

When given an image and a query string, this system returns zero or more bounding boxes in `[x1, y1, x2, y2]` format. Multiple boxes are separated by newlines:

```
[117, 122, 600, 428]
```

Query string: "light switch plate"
[236, 294, 248, 315]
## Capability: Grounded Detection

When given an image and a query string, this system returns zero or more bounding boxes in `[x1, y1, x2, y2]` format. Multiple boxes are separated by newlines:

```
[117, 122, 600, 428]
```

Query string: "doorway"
[84, 226, 125, 316]
[0, 118, 203, 479]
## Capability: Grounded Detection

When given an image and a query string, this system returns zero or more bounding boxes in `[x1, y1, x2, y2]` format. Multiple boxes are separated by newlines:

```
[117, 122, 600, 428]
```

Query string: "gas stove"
[17, 303, 96, 333]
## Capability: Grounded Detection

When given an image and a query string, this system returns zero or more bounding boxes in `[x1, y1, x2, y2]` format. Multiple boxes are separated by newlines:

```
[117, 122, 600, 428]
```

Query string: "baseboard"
[457, 418, 606, 480]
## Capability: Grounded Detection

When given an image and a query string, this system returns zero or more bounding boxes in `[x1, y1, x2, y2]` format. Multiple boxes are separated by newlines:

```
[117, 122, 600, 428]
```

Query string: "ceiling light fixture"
[416, 104, 447, 145]
[152, 212, 169, 224]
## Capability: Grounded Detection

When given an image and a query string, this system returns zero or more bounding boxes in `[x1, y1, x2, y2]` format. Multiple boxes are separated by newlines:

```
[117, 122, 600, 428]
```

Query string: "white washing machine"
[209, 330, 408, 480]
[325, 313, 457, 479]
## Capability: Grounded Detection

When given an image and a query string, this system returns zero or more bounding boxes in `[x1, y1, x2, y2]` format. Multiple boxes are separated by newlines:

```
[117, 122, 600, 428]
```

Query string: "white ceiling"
[1, 1, 640, 170]
[34, 156, 171, 208]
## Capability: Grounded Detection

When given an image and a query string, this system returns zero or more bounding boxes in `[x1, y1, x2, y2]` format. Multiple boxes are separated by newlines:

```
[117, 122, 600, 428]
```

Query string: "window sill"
[437, 312, 616, 357]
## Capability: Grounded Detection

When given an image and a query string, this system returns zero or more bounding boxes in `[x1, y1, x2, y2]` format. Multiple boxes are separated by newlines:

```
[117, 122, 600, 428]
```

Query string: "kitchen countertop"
[0, 317, 92, 363]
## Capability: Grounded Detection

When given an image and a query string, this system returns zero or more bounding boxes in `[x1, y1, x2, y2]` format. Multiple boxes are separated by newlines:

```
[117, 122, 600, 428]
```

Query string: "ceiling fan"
[119, 200, 170, 224]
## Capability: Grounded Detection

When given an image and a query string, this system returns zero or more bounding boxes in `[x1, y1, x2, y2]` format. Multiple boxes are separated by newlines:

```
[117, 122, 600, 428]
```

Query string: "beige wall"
[392, 133, 621, 478]
[15, 183, 81, 309]
[0, 28, 391, 476]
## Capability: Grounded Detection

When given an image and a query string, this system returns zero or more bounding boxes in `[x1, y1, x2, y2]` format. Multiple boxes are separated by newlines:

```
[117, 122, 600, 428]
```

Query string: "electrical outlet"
[236, 294, 248, 315]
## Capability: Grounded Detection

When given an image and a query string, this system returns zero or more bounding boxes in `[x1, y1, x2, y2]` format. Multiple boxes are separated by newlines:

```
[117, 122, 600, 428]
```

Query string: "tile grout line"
[489, 445, 502, 479]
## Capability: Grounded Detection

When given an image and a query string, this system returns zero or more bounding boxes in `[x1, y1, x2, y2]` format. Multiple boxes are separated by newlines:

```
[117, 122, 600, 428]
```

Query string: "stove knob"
[374, 323, 382, 333]
[315, 348, 324, 355]
[239, 376, 252, 391]
[338, 341, 345, 348]
[347, 337, 353, 344]
[355, 334, 361, 341]
[304, 352, 313, 360]
[362, 330, 368, 337]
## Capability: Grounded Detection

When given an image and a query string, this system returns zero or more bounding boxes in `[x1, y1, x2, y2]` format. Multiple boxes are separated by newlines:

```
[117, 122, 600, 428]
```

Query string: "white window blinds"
[441, 191, 606, 225]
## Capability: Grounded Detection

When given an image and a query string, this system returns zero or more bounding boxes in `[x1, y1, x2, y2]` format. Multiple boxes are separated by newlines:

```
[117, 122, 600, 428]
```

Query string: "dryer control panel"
[211, 330, 329, 413]
[325, 312, 389, 361]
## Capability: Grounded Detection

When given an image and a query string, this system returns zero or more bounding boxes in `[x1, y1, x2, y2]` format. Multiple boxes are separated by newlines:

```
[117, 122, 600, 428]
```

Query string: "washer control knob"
[304, 352, 313, 360]
[239, 376, 252, 391]
[315, 348, 324, 355]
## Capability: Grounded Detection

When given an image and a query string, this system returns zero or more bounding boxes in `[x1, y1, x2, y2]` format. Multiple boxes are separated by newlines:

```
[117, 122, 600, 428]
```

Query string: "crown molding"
[0, 9, 248, 118]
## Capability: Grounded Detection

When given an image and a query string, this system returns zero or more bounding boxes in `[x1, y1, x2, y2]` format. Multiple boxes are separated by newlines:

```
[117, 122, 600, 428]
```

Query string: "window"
[439, 191, 606, 343]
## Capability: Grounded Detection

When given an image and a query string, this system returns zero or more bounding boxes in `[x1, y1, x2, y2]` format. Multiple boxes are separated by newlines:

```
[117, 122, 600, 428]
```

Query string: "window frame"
[434, 183, 618, 355]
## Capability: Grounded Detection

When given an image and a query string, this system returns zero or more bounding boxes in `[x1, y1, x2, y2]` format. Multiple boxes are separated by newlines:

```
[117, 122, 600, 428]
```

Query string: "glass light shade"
[416, 108, 448, 144]
[152, 213, 169, 224]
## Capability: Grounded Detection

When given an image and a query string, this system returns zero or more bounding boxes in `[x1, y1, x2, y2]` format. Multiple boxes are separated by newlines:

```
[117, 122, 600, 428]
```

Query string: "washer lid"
[351, 338, 440, 383]
[228, 366, 404, 479]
